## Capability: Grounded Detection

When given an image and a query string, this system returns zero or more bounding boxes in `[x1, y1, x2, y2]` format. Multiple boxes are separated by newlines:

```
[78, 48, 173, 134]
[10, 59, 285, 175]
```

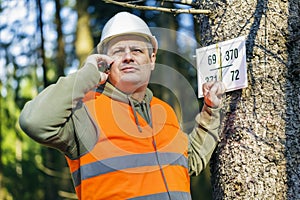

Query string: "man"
[19, 12, 225, 200]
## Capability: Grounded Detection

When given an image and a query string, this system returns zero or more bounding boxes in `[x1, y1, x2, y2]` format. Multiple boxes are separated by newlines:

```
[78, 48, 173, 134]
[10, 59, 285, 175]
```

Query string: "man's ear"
[150, 53, 156, 70]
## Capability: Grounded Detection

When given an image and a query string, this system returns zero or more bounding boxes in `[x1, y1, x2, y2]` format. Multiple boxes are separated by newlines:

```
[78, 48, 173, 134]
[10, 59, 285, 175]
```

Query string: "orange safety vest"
[66, 91, 190, 200]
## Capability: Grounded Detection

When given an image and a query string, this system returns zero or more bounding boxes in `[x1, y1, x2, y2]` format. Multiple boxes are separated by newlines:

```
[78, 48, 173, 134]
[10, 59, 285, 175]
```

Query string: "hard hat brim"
[97, 32, 158, 54]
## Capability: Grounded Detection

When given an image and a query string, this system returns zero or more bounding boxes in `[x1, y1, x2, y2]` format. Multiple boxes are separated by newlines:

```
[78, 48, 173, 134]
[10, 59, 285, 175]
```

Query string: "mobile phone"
[97, 61, 112, 73]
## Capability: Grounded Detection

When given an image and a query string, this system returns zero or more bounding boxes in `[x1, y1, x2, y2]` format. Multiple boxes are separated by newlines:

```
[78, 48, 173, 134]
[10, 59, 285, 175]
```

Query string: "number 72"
[230, 70, 240, 81]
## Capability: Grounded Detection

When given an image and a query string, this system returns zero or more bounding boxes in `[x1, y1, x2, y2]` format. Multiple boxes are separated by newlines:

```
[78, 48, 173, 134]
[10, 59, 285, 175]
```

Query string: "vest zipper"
[152, 135, 172, 200]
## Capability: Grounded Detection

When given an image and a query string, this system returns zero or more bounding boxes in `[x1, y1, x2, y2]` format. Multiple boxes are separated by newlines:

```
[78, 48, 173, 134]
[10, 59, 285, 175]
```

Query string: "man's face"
[106, 35, 156, 94]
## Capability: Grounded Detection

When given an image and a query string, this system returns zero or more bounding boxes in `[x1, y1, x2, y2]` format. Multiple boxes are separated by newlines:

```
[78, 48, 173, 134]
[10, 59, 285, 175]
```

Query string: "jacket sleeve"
[19, 64, 101, 158]
[188, 104, 221, 176]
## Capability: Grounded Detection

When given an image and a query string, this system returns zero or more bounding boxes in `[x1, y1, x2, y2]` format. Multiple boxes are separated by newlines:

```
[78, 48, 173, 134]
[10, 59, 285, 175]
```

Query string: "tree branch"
[129, 0, 198, 7]
[104, 0, 211, 15]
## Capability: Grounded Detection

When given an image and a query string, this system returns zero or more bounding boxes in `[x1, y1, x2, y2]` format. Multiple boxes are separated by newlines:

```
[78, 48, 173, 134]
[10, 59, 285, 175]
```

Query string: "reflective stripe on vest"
[66, 91, 190, 199]
[72, 152, 188, 187]
[128, 191, 191, 200]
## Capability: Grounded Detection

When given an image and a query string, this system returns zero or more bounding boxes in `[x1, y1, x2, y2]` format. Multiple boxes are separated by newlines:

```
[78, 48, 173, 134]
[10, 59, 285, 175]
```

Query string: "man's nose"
[122, 49, 134, 63]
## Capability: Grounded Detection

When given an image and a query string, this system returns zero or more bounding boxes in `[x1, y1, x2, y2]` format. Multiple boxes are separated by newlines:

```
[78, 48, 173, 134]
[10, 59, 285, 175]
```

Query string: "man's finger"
[202, 81, 215, 96]
[215, 82, 226, 97]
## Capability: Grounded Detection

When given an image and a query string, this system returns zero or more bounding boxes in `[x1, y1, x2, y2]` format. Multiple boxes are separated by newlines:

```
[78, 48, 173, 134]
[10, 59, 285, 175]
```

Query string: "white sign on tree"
[196, 36, 248, 98]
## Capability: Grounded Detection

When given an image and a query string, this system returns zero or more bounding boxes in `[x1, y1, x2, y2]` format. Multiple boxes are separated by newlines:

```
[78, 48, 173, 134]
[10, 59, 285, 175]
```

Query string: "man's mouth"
[121, 65, 138, 72]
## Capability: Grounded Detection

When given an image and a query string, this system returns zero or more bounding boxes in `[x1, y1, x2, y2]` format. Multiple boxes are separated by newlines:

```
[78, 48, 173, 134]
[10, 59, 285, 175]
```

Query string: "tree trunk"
[0, 81, 3, 199]
[151, 11, 182, 117]
[54, 0, 66, 77]
[36, 0, 48, 87]
[197, 0, 300, 199]
[285, 1, 300, 198]
[75, 0, 94, 66]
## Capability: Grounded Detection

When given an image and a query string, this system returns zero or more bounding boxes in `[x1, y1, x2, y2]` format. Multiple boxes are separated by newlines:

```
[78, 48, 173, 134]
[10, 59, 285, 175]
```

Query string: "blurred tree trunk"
[151, 10, 183, 118]
[36, 0, 48, 87]
[54, 0, 66, 77]
[196, 0, 300, 199]
[0, 81, 3, 199]
[75, 0, 94, 65]
[38, 0, 73, 199]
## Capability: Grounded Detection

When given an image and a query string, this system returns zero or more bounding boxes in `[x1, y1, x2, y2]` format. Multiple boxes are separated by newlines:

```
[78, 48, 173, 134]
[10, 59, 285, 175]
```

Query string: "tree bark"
[196, 0, 300, 199]
[285, 1, 300, 198]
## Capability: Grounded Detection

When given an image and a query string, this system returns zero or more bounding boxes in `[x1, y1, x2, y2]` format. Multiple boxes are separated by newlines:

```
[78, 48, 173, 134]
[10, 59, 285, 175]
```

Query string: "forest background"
[1, 0, 300, 200]
[0, 0, 212, 199]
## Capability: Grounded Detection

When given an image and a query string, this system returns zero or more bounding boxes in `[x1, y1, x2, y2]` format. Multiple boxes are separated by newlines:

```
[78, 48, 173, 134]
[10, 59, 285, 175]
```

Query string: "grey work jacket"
[19, 63, 222, 176]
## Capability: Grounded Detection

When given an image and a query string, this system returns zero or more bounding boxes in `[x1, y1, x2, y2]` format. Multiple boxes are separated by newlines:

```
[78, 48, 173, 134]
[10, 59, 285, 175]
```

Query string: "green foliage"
[1, 82, 44, 199]
[18, 76, 38, 101]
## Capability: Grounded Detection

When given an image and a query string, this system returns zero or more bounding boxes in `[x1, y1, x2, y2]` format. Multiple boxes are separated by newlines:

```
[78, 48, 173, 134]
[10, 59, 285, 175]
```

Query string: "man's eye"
[112, 49, 123, 54]
[133, 48, 143, 53]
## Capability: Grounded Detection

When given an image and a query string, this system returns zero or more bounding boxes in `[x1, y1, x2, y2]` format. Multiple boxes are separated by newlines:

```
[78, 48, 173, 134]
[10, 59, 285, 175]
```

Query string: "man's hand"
[84, 54, 114, 84]
[202, 81, 226, 108]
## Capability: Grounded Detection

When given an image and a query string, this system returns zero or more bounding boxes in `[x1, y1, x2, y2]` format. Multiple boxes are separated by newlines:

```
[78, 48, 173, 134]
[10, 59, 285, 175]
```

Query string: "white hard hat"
[97, 12, 158, 54]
